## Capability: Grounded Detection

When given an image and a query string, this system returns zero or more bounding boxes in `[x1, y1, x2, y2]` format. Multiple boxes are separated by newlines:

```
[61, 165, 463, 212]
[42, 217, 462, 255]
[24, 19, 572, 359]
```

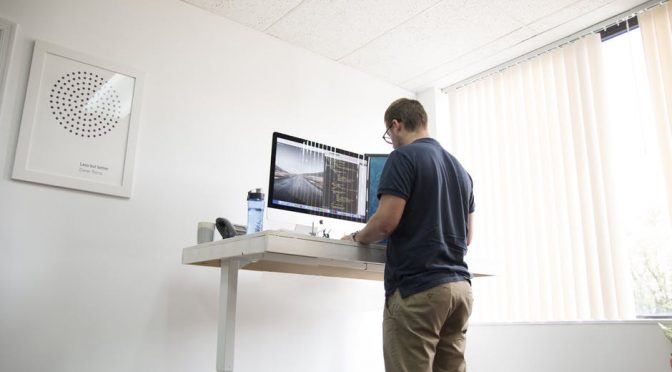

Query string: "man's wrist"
[351, 231, 359, 242]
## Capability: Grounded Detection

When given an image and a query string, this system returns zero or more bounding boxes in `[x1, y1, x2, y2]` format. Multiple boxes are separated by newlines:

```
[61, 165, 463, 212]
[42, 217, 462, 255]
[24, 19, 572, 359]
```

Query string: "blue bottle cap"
[247, 188, 264, 200]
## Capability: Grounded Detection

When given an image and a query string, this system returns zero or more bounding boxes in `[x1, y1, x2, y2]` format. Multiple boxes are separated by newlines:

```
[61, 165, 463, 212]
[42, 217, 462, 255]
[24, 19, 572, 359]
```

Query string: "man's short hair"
[384, 98, 428, 132]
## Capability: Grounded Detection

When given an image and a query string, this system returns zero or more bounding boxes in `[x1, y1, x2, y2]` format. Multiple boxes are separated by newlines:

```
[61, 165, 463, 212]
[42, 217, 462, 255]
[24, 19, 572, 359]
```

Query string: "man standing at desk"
[343, 98, 475, 372]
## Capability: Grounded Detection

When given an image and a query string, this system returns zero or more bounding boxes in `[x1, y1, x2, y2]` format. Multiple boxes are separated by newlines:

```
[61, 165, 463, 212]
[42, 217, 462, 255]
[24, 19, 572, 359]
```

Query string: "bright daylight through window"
[601, 21, 672, 318]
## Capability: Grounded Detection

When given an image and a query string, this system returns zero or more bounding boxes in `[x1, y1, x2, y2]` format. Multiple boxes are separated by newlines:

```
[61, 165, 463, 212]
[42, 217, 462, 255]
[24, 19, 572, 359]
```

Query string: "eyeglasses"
[382, 126, 392, 144]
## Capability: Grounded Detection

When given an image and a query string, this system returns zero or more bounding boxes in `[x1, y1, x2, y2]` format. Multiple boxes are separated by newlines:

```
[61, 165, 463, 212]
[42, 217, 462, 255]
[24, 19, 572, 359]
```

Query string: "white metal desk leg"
[217, 258, 240, 372]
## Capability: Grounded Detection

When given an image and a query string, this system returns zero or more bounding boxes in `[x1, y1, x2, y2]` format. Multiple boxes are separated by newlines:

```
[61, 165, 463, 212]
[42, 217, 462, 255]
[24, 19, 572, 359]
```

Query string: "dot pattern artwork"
[49, 71, 121, 139]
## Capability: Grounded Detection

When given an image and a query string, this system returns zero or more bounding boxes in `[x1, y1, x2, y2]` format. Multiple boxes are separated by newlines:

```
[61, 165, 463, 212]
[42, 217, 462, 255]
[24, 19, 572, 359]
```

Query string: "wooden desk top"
[183, 230, 491, 281]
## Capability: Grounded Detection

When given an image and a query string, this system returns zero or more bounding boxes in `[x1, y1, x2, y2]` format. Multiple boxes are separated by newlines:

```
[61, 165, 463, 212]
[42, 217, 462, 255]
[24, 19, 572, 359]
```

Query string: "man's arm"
[467, 212, 474, 246]
[343, 194, 406, 244]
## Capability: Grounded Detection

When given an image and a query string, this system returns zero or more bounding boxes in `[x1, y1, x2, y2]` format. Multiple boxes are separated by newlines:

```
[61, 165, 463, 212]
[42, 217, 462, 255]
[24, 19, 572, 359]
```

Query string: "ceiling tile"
[490, 0, 584, 25]
[182, 0, 303, 31]
[401, 25, 538, 90]
[266, 0, 444, 60]
[340, 0, 524, 84]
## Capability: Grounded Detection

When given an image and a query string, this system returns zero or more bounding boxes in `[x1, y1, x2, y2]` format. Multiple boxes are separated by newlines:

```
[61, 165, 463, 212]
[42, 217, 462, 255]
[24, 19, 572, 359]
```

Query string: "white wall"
[0, 1, 406, 371]
[1, 1, 670, 372]
[416, 87, 445, 139]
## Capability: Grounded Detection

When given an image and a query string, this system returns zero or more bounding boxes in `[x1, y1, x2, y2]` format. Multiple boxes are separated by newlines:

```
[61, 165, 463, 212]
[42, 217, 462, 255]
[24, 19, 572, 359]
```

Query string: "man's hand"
[341, 233, 355, 242]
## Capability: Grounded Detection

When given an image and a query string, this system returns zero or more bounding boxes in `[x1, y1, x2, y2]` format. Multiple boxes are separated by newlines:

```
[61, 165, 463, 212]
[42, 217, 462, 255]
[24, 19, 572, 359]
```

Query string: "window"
[601, 19, 672, 318]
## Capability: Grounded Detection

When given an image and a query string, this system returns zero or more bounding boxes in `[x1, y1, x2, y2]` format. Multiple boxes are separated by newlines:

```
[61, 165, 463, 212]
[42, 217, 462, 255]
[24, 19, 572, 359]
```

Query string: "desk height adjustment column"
[217, 258, 240, 372]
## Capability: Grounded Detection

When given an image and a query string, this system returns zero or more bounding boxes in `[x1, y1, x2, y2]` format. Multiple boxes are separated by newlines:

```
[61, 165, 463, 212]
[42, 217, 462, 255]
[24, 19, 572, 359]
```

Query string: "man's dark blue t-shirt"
[378, 137, 474, 299]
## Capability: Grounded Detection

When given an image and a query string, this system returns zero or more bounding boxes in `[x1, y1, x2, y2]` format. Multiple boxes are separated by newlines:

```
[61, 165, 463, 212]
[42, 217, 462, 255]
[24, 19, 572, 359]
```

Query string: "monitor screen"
[268, 132, 368, 223]
[365, 154, 388, 221]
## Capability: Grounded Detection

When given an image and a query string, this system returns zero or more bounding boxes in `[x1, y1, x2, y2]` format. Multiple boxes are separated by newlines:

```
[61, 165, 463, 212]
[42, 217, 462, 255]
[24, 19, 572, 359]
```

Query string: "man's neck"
[400, 129, 430, 146]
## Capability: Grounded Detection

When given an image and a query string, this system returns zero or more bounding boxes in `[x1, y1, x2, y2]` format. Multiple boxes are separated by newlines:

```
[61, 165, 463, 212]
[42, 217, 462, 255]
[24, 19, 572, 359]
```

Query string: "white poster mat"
[12, 41, 143, 197]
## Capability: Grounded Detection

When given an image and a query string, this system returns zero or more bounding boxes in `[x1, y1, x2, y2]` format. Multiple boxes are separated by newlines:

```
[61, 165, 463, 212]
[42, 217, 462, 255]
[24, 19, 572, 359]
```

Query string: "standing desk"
[182, 230, 489, 372]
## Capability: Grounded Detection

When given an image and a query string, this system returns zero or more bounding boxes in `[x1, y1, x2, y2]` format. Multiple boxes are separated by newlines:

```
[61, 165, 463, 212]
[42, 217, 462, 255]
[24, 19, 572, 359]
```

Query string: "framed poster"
[12, 41, 143, 197]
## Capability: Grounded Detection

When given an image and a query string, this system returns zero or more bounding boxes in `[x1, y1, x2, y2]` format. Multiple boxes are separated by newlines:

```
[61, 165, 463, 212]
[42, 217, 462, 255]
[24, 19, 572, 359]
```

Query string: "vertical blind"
[443, 34, 636, 321]
[640, 2, 672, 224]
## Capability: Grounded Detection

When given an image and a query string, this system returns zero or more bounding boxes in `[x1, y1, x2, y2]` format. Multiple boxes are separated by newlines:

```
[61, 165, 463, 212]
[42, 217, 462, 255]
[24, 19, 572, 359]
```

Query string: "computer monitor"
[365, 154, 389, 221]
[268, 132, 369, 223]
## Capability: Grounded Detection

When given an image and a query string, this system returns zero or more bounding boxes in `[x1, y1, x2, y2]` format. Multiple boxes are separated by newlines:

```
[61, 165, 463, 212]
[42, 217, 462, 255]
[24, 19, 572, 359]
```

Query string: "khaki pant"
[383, 281, 473, 372]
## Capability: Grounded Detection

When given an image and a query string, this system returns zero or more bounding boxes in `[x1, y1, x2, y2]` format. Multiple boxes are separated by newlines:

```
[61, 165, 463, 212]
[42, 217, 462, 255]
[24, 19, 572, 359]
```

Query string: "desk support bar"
[217, 259, 240, 372]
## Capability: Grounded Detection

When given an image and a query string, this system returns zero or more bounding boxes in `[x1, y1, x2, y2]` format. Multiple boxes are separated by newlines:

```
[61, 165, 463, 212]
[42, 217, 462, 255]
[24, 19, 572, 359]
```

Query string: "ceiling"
[182, 0, 648, 92]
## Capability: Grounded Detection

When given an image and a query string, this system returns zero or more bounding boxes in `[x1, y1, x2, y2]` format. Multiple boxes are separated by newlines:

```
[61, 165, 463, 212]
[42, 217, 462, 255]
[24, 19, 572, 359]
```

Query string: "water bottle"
[246, 188, 265, 234]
